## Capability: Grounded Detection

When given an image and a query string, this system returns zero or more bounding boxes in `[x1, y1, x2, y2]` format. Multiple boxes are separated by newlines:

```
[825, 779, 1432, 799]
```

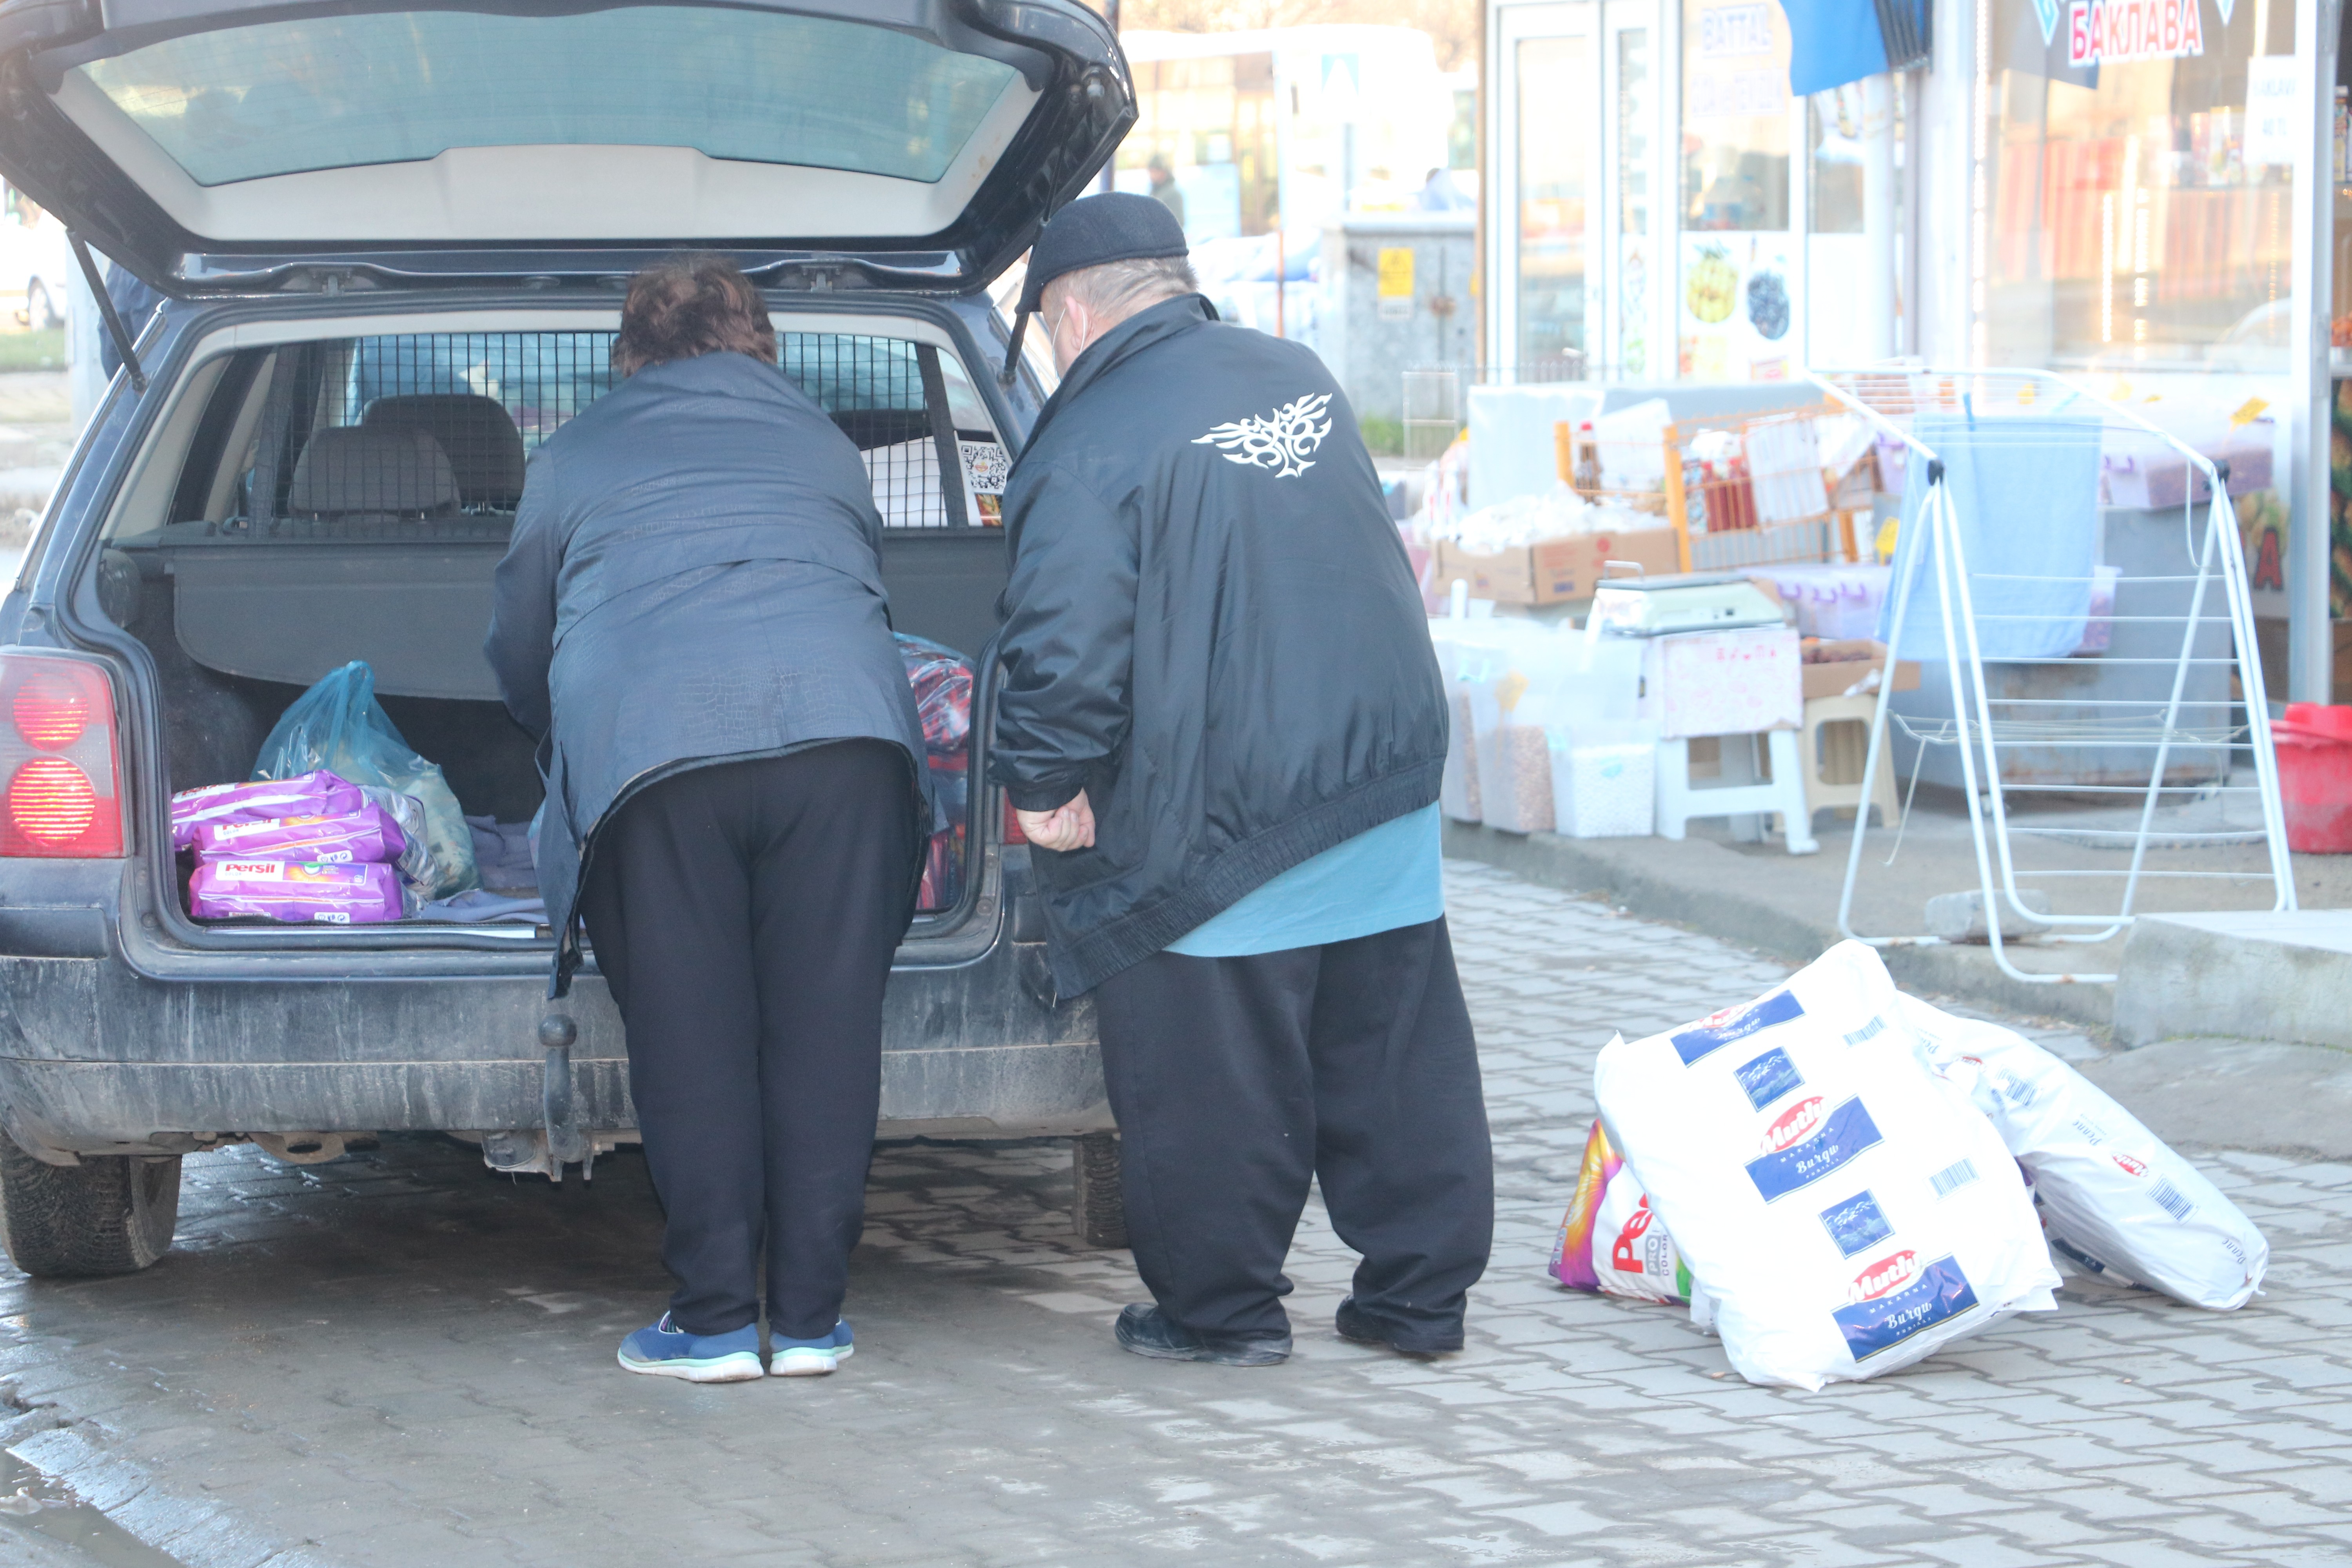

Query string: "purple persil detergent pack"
[187, 802, 407, 865]
[187, 860, 411, 924]
[169, 771, 363, 851]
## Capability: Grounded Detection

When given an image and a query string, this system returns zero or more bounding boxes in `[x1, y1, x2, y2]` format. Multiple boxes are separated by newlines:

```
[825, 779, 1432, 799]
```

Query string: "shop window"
[1976, 0, 2297, 371]
[1681, 0, 1791, 232]
[1679, 0, 1796, 381]
[1517, 34, 1590, 370]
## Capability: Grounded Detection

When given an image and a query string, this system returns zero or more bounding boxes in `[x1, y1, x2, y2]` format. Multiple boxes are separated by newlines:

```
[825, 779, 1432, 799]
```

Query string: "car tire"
[0, 1132, 180, 1278]
[25, 280, 56, 332]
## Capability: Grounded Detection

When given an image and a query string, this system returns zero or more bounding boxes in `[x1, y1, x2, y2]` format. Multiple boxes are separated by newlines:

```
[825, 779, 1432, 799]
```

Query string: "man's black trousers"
[1093, 918, 1494, 1350]
[578, 741, 917, 1340]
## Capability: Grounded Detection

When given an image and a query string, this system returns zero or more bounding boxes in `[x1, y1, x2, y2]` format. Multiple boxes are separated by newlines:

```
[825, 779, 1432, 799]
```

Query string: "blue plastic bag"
[252, 661, 479, 899]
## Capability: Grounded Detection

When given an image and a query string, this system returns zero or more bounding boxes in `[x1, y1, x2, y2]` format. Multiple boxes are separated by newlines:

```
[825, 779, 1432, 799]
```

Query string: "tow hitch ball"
[539, 1013, 591, 1180]
[482, 1013, 592, 1181]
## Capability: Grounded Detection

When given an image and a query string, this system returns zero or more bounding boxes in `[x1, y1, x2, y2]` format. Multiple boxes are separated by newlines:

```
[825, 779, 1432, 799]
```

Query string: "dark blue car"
[0, 0, 1132, 1275]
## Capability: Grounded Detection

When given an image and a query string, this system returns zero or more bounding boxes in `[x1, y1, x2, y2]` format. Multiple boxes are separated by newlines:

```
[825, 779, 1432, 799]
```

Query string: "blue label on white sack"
[1672, 990, 1804, 1065]
[1746, 1097, 1884, 1202]
[1833, 1254, 1980, 1362]
[1818, 1190, 1894, 1258]
[1735, 1046, 1804, 1109]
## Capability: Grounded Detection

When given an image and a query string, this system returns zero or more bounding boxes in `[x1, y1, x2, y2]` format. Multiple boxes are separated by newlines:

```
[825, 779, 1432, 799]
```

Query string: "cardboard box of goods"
[1801, 638, 1921, 701]
[1431, 527, 1682, 606]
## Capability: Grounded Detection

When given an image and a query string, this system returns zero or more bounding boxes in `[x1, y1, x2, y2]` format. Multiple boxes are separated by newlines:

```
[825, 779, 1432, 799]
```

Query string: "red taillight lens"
[1001, 795, 1027, 845]
[0, 655, 122, 858]
[7, 757, 94, 842]
[12, 675, 89, 751]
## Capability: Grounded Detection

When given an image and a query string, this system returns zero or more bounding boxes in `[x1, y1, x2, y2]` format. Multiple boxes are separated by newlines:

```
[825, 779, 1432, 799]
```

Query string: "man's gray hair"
[1044, 254, 1198, 325]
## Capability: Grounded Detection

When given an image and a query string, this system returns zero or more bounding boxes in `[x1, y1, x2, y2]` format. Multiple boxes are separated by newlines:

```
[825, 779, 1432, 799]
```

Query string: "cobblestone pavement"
[2, 862, 2350, 1568]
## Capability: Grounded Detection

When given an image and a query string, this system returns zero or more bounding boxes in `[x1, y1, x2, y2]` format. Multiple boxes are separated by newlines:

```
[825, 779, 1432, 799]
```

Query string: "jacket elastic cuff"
[1004, 781, 1081, 813]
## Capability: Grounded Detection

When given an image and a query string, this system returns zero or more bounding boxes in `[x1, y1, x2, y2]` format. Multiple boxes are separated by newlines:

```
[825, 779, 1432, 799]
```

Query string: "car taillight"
[0, 655, 122, 857]
[12, 675, 88, 750]
[1001, 794, 1027, 845]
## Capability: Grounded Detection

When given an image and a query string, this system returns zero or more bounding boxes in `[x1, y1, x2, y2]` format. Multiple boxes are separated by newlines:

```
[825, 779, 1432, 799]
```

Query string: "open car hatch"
[0, 0, 1131, 292]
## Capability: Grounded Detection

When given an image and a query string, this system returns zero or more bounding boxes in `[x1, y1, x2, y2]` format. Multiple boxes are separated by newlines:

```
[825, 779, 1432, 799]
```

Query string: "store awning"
[1779, 0, 1930, 96]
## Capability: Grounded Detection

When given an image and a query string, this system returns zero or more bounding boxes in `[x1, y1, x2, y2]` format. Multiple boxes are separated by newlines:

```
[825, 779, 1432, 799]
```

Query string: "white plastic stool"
[1799, 693, 1902, 830]
[1654, 731, 1820, 855]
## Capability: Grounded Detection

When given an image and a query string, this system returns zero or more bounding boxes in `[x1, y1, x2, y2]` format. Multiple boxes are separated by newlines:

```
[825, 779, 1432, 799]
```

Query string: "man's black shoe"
[1335, 1298, 1462, 1357]
[1114, 1303, 1290, 1366]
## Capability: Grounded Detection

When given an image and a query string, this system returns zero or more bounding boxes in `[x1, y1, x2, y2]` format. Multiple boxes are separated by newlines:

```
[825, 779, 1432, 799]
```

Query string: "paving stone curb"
[1443, 820, 2118, 1032]
[5, 1419, 330, 1567]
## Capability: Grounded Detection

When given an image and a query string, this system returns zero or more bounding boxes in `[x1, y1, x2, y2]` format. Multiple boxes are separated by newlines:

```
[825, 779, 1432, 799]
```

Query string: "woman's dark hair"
[612, 253, 777, 376]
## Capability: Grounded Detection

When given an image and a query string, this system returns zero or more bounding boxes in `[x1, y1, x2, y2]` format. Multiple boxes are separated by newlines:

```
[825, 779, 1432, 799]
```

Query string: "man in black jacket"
[992, 196, 1493, 1367]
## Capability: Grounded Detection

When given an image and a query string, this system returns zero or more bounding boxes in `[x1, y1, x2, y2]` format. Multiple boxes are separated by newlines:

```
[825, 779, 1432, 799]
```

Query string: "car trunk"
[101, 308, 1012, 947]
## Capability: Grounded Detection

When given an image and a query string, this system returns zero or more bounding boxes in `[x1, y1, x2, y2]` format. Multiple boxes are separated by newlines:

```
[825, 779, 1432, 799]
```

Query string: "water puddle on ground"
[0, 1447, 184, 1567]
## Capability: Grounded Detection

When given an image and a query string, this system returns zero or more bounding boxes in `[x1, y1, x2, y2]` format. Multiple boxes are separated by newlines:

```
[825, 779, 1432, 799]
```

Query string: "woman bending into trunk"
[485, 253, 928, 1382]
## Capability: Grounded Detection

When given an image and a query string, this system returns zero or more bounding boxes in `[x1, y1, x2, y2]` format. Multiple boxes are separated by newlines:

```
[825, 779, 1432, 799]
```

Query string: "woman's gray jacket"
[484, 350, 929, 996]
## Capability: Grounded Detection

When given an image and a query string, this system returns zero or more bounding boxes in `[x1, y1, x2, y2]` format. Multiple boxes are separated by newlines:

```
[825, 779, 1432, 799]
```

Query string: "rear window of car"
[76, 9, 1020, 189]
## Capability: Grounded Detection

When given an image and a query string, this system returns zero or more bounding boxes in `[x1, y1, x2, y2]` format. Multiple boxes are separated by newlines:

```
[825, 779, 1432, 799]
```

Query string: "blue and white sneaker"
[617, 1314, 764, 1383]
[769, 1319, 854, 1377]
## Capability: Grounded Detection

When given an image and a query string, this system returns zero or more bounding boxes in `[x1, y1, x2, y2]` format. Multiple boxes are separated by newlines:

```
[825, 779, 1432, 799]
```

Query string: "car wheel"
[25, 280, 56, 332]
[0, 1132, 180, 1278]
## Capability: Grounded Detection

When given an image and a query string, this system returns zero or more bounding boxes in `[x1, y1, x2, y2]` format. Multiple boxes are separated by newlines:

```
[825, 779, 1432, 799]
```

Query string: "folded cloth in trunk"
[414, 888, 546, 924]
[465, 815, 540, 893]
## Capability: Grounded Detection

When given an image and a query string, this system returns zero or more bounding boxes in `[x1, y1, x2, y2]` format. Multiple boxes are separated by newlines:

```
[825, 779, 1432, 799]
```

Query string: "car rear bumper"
[0, 940, 1105, 1156]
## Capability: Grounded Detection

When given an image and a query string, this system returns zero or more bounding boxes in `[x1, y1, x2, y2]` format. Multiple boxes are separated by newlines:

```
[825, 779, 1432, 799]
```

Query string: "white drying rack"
[1809, 366, 2294, 984]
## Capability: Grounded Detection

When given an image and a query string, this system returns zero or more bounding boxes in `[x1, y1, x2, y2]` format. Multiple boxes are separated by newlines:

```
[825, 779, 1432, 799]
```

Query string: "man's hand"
[1016, 790, 1096, 852]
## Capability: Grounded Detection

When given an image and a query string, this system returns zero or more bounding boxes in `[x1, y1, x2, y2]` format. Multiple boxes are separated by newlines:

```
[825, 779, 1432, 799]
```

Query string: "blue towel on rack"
[1878, 411, 2103, 662]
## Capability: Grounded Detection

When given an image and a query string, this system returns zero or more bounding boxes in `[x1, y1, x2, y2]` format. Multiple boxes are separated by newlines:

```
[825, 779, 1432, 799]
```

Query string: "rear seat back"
[286, 425, 459, 522]
[362, 393, 528, 509]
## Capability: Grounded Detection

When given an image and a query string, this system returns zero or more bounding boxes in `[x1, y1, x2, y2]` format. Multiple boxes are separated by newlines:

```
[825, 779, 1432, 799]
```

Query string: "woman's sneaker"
[769, 1319, 855, 1377]
[617, 1314, 764, 1383]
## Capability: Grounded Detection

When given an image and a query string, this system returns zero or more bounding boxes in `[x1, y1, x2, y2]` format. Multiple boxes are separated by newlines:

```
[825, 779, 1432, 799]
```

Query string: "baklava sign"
[2067, 0, 2205, 64]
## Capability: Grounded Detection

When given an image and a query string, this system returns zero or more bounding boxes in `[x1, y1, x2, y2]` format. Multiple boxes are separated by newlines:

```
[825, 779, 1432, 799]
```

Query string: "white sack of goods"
[1593, 941, 2060, 1390]
[1893, 995, 2267, 1311]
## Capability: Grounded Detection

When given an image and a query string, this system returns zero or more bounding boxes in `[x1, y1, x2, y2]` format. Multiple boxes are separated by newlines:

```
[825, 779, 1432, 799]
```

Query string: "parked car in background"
[0, 181, 69, 330]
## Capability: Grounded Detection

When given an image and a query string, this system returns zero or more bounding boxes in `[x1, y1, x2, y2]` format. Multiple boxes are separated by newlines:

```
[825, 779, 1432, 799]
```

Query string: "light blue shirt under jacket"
[1165, 804, 1445, 958]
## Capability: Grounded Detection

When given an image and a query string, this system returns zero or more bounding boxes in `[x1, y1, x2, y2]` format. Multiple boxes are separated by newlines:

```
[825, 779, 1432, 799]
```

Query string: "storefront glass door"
[1492, 0, 1663, 379]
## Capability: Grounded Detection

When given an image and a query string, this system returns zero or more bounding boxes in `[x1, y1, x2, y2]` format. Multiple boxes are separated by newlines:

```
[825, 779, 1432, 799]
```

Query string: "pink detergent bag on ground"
[170, 771, 361, 851]
[187, 859, 410, 924]
[189, 802, 406, 865]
